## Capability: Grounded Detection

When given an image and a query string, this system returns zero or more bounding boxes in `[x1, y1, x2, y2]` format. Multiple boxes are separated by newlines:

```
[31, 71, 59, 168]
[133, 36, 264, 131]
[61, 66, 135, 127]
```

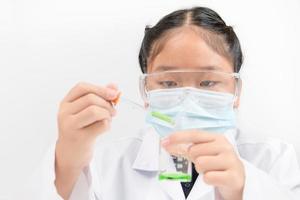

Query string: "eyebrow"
[154, 65, 222, 72]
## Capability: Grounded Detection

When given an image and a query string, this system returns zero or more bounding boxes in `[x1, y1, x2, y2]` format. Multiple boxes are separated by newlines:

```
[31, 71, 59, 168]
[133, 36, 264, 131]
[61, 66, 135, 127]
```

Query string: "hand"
[161, 130, 245, 200]
[55, 82, 119, 199]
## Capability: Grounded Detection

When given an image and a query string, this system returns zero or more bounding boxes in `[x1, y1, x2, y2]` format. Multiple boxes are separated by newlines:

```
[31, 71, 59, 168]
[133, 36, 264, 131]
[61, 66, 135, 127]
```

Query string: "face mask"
[145, 87, 237, 137]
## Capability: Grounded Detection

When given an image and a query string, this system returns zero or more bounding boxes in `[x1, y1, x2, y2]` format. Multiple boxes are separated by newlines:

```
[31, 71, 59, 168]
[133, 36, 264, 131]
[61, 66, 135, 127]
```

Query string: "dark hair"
[138, 7, 243, 73]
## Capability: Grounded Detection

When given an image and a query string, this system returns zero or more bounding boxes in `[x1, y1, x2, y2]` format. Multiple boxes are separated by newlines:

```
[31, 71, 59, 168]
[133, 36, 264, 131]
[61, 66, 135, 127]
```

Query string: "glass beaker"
[113, 96, 192, 182]
[148, 111, 192, 182]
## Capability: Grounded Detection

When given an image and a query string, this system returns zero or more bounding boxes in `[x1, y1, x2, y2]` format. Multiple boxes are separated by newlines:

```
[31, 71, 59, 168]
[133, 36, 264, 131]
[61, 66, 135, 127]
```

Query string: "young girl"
[23, 7, 300, 200]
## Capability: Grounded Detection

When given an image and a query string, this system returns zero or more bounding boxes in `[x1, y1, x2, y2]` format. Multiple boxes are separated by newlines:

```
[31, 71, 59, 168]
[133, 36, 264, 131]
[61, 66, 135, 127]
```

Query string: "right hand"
[55, 82, 119, 199]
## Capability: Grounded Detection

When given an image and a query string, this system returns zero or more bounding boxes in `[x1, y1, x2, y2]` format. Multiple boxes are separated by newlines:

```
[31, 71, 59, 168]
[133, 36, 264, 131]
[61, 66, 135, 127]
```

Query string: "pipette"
[110, 92, 144, 110]
[111, 93, 175, 125]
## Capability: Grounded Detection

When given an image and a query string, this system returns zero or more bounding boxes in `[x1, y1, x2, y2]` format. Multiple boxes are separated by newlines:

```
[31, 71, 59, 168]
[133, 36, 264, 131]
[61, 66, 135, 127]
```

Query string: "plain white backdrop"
[0, 0, 299, 198]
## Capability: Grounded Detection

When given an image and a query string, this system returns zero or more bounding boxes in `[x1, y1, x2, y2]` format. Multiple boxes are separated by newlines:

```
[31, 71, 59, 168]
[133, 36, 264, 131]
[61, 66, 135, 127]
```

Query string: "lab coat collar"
[132, 125, 160, 171]
[186, 173, 215, 200]
[132, 126, 187, 199]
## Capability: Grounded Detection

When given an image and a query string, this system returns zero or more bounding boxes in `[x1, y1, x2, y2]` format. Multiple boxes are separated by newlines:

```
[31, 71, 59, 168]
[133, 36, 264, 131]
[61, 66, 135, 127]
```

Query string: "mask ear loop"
[139, 74, 148, 104]
[233, 73, 241, 103]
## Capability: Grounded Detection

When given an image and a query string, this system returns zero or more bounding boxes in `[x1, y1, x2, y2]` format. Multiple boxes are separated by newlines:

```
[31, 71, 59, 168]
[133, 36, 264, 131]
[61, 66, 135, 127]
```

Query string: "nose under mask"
[145, 87, 237, 137]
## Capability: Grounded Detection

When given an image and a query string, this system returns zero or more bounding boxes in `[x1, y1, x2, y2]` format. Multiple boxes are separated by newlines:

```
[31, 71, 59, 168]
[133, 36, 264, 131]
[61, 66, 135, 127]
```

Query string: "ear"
[234, 79, 242, 108]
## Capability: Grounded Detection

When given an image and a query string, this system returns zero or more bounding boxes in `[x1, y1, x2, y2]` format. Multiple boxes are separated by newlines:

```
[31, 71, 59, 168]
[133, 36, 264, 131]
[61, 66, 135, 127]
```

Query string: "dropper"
[119, 96, 145, 110]
[111, 92, 175, 126]
[111, 92, 144, 110]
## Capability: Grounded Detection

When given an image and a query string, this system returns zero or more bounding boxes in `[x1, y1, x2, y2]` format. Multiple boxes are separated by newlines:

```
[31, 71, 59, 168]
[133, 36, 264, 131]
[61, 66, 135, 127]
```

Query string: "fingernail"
[161, 137, 170, 147]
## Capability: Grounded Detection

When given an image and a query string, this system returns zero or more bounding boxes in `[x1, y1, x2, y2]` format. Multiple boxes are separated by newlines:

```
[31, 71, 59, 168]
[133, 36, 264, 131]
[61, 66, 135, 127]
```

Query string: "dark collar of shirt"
[180, 163, 199, 199]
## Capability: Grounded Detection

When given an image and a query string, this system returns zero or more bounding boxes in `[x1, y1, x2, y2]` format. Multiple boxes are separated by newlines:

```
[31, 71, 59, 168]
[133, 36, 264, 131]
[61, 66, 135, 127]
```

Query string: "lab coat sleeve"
[241, 144, 300, 200]
[14, 143, 100, 200]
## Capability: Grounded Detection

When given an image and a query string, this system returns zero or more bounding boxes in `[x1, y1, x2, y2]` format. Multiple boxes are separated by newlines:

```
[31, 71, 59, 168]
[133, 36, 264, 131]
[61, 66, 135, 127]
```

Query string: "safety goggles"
[139, 70, 241, 103]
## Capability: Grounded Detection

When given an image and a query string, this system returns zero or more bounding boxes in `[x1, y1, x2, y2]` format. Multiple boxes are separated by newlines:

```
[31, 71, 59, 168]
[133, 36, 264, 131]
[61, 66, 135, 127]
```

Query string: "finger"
[72, 105, 111, 129]
[163, 143, 191, 158]
[83, 119, 111, 139]
[203, 171, 230, 187]
[63, 82, 119, 103]
[106, 83, 120, 106]
[162, 130, 216, 147]
[194, 155, 228, 173]
[188, 142, 221, 160]
[67, 93, 116, 116]
[106, 83, 118, 91]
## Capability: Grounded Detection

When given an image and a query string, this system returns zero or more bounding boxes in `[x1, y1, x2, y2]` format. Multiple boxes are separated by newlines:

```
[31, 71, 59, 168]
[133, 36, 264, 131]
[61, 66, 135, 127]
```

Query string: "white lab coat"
[14, 126, 300, 200]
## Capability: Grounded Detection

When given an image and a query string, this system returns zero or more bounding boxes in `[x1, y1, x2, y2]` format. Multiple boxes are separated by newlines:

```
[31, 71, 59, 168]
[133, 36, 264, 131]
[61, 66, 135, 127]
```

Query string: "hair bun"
[145, 25, 152, 33]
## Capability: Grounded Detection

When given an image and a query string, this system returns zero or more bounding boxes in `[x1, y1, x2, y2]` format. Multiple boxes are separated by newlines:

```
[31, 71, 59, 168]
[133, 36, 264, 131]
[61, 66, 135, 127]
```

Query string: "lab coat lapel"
[158, 148, 186, 200]
[132, 126, 160, 171]
[132, 126, 186, 200]
[159, 178, 186, 200]
[186, 173, 215, 200]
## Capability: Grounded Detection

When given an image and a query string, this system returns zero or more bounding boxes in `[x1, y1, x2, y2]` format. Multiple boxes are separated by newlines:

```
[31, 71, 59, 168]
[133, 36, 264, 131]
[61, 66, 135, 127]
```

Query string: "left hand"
[161, 130, 245, 200]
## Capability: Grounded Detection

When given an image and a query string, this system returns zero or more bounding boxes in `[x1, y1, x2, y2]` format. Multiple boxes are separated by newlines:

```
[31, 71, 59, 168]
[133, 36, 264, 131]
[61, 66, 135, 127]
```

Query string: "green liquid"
[151, 111, 175, 125]
[159, 172, 192, 182]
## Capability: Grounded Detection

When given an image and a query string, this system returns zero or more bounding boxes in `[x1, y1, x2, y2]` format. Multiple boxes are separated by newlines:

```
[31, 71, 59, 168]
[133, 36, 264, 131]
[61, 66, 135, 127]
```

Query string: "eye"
[200, 80, 218, 87]
[158, 81, 178, 88]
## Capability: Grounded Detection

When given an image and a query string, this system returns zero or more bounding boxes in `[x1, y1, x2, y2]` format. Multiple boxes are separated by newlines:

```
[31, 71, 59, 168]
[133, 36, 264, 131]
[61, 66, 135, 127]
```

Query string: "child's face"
[147, 27, 241, 108]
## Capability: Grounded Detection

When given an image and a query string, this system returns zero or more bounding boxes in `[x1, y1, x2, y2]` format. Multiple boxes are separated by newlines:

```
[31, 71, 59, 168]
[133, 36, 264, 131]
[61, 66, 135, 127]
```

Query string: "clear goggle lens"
[139, 70, 241, 108]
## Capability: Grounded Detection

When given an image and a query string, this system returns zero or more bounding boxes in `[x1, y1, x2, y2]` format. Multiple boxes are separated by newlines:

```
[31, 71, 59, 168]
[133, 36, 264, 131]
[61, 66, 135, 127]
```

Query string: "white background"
[0, 0, 299, 198]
